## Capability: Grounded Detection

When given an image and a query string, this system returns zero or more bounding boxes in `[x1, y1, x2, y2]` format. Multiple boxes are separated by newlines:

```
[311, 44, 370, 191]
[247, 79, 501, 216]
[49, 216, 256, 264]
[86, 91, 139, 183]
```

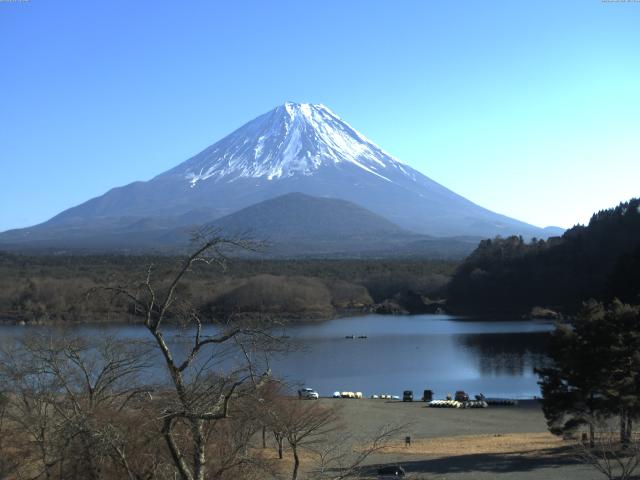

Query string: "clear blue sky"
[1, 0, 639, 231]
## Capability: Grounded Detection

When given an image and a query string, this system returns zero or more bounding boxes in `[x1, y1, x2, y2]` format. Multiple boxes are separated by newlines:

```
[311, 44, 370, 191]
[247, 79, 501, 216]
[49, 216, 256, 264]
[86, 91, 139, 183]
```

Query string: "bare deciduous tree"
[266, 398, 340, 480]
[0, 333, 158, 480]
[103, 231, 274, 480]
[0, 391, 20, 478]
[575, 421, 640, 480]
[309, 424, 406, 480]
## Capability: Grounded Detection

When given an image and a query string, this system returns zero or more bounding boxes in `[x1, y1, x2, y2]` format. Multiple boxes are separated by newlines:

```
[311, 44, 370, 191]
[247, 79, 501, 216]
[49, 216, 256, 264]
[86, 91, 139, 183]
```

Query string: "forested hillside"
[0, 254, 455, 323]
[447, 198, 640, 315]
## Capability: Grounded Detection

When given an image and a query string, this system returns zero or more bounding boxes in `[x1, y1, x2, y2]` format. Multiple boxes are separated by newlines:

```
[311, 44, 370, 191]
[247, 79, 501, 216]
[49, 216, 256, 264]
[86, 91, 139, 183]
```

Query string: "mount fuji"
[0, 102, 562, 254]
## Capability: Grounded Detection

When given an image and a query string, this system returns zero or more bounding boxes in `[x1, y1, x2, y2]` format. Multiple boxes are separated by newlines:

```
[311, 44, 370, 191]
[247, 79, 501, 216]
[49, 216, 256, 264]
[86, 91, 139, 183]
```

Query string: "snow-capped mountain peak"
[0, 101, 558, 245]
[169, 102, 410, 187]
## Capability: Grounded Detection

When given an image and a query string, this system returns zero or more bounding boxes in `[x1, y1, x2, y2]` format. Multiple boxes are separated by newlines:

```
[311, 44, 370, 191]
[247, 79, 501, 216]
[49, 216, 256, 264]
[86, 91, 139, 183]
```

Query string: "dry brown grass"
[252, 445, 322, 477]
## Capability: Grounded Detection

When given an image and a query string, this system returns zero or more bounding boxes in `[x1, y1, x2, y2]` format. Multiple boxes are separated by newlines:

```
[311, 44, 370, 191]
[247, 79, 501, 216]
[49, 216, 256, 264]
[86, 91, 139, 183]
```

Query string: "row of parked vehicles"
[300, 388, 468, 402]
[402, 390, 476, 402]
[300, 387, 516, 407]
[402, 389, 435, 402]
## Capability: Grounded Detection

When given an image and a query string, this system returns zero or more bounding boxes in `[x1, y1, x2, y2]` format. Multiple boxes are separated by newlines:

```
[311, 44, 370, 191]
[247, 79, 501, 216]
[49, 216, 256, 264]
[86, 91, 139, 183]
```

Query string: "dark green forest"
[0, 254, 455, 323]
[447, 198, 640, 315]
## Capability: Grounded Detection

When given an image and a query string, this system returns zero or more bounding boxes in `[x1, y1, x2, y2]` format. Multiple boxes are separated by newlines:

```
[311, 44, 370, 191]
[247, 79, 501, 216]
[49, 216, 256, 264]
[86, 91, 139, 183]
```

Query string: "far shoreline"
[0, 309, 561, 326]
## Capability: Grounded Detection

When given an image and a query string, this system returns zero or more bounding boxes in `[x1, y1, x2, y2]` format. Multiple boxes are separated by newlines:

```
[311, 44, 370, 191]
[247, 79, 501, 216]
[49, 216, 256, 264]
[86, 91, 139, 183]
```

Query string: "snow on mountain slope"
[167, 102, 410, 186]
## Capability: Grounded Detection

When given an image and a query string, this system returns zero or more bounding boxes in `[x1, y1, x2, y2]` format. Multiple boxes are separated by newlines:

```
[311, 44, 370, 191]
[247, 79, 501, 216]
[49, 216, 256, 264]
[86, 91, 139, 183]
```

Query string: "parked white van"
[297, 388, 319, 399]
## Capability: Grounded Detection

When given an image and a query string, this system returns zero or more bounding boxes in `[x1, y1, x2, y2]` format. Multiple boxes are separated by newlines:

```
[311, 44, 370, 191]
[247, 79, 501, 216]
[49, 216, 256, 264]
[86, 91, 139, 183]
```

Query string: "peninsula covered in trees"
[447, 198, 640, 316]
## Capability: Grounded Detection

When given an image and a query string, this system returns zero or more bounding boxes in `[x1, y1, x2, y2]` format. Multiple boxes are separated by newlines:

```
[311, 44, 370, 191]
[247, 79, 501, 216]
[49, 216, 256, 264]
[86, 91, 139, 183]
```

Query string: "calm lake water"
[0, 314, 554, 399]
[272, 314, 553, 399]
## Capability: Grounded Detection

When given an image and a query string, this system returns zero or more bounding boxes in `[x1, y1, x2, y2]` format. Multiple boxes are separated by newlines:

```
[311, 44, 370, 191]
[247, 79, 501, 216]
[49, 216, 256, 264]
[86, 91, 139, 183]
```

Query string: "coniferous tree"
[537, 300, 640, 445]
[536, 301, 610, 445]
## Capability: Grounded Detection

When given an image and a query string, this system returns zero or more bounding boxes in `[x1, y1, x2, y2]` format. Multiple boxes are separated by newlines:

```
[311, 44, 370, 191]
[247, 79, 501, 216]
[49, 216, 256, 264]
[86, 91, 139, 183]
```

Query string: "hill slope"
[208, 192, 406, 240]
[165, 193, 480, 258]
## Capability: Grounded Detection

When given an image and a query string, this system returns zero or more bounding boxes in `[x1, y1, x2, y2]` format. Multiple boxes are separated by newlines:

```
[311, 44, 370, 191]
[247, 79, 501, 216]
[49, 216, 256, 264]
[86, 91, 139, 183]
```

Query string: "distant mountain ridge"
[196, 193, 481, 258]
[0, 193, 481, 258]
[0, 102, 562, 253]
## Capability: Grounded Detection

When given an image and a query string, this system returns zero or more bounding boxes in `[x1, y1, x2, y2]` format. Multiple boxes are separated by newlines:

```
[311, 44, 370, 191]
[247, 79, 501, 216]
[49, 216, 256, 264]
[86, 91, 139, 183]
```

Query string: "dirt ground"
[314, 398, 597, 480]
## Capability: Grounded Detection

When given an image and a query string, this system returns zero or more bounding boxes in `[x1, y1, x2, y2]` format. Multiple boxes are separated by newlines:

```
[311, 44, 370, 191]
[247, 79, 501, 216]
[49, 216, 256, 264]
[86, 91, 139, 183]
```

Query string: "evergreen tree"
[537, 300, 640, 444]
[536, 301, 609, 445]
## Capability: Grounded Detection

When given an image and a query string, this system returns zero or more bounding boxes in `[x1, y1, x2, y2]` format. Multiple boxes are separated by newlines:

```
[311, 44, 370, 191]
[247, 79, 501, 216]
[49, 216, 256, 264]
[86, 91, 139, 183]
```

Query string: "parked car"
[298, 388, 319, 399]
[454, 390, 469, 402]
[402, 390, 413, 402]
[422, 389, 433, 402]
[377, 465, 406, 478]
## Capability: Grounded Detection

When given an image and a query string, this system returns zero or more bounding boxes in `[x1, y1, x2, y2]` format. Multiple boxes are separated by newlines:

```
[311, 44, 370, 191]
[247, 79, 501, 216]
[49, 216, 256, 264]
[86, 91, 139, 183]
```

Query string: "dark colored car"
[402, 390, 413, 402]
[377, 465, 406, 478]
[422, 389, 433, 402]
[455, 390, 469, 402]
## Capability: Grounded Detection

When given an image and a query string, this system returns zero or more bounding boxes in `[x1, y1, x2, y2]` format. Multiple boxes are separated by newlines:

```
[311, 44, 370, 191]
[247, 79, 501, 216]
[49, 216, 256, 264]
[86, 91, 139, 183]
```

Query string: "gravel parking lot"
[317, 398, 597, 480]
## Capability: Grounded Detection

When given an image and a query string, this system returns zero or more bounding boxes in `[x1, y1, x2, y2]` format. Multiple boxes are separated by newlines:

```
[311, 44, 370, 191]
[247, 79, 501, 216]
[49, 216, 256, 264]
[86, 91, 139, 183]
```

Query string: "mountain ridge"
[163, 192, 481, 258]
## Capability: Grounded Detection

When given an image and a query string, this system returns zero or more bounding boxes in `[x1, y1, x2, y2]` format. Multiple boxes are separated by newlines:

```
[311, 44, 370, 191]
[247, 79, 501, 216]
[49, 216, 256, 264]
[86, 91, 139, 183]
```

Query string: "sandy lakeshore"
[309, 398, 595, 479]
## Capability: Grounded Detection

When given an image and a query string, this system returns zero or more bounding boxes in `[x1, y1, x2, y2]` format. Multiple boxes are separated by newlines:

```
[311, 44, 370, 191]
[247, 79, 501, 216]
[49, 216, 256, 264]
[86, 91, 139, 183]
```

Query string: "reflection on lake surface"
[457, 332, 550, 377]
[271, 314, 553, 399]
[0, 314, 554, 399]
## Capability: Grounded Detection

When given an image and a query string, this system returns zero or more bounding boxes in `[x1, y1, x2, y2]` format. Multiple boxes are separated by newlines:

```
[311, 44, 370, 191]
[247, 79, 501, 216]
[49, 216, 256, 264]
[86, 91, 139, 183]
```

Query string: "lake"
[0, 314, 554, 399]
[271, 314, 553, 399]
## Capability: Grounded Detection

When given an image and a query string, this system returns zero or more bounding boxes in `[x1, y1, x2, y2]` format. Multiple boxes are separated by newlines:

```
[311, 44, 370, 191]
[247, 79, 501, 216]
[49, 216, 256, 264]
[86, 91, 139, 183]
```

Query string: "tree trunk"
[163, 418, 194, 480]
[81, 433, 101, 480]
[621, 409, 628, 446]
[274, 432, 283, 459]
[589, 422, 595, 448]
[291, 444, 300, 480]
[262, 426, 266, 449]
[626, 415, 633, 448]
[193, 420, 207, 480]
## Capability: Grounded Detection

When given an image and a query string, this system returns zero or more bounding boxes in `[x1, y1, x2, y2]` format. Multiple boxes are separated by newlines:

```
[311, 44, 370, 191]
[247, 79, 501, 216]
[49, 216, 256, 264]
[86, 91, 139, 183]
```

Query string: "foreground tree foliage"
[537, 300, 640, 446]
